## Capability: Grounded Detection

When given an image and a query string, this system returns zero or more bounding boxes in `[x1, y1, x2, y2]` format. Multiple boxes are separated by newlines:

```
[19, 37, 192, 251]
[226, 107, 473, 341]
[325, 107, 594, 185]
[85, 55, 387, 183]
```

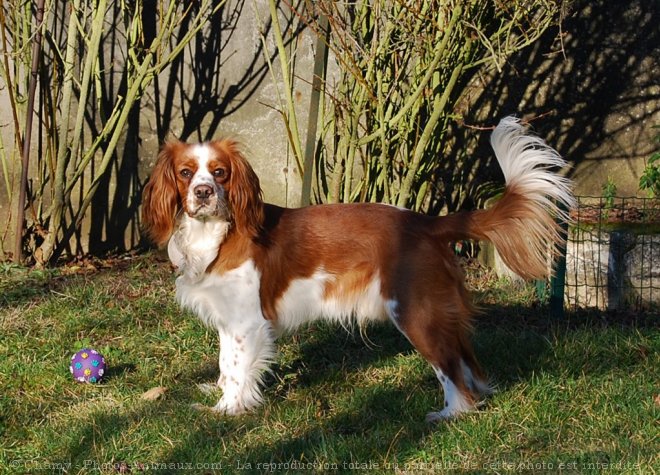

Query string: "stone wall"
[565, 229, 660, 311]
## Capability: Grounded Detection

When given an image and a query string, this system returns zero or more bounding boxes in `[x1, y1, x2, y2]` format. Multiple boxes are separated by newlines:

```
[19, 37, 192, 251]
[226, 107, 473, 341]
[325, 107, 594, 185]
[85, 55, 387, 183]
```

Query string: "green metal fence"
[560, 196, 660, 314]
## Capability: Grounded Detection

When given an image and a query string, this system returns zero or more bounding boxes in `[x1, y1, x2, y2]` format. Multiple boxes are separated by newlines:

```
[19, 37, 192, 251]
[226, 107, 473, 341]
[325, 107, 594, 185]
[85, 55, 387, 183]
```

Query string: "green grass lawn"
[1, 253, 658, 474]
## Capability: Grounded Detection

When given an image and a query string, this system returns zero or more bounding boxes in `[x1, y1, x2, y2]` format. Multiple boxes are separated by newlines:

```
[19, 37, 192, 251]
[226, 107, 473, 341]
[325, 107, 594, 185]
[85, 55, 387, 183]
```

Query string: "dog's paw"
[190, 401, 237, 415]
[425, 410, 453, 423]
[426, 406, 471, 423]
[197, 382, 220, 396]
[211, 398, 247, 416]
[191, 402, 213, 412]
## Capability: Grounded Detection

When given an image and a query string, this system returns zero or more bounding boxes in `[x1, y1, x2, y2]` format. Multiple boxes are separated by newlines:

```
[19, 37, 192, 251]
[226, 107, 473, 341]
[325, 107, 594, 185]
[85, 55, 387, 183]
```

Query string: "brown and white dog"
[141, 117, 573, 421]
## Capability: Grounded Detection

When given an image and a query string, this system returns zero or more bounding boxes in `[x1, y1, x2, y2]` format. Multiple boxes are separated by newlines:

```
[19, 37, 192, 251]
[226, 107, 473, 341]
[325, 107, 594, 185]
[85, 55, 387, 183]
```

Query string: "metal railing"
[560, 196, 660, 314]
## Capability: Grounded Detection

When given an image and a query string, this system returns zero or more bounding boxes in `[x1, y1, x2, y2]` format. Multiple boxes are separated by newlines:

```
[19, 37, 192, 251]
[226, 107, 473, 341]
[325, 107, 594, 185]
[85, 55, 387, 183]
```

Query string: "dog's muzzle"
[188, 183, 228, 219]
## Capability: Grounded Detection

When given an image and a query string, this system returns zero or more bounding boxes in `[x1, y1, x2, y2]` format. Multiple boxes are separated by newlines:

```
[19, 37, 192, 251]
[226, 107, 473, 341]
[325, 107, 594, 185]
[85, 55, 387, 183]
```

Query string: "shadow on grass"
[55, 301, 656, 470]
[0, 253, 171, 311]
[276, 323, 416, 390]
[164, 378, 438, 470]
[106, 363, 138, 381]
[0, 272, 59, 309]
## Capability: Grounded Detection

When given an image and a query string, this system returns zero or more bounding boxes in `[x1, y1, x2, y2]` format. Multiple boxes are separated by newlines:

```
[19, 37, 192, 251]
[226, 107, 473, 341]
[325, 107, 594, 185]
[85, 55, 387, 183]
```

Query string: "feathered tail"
[439, 117, 575, 280]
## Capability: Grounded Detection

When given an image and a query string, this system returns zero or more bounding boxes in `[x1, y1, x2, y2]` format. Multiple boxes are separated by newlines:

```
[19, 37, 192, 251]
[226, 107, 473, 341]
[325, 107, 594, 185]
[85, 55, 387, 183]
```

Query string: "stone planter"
[565, 200, 660, 311]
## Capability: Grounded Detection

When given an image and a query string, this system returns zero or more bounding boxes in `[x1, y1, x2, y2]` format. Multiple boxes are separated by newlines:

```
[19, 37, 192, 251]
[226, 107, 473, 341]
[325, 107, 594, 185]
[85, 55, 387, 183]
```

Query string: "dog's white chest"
[176, 259, 264, 331]
[168, 217, 229, 281]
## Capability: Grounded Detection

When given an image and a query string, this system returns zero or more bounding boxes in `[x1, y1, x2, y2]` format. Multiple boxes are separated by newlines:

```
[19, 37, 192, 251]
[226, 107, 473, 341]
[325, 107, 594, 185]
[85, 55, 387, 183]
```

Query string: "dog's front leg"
[212, 321, 276, 415]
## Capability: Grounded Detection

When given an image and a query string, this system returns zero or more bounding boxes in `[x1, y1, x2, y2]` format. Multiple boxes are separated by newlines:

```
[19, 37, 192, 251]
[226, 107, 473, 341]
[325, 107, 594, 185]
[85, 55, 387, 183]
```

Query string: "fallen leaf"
[142, 386, 167, 401]
[654, 394, 660, 407]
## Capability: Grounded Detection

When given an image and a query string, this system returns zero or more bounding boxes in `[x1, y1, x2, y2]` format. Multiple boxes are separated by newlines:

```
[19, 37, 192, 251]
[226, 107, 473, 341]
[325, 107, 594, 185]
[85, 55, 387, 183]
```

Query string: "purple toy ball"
[70, 348, 106, 383]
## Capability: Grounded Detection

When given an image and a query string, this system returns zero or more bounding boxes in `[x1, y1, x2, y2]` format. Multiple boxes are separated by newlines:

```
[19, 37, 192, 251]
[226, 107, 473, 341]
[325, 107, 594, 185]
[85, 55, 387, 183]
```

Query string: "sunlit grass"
[1, 254, 657, 474]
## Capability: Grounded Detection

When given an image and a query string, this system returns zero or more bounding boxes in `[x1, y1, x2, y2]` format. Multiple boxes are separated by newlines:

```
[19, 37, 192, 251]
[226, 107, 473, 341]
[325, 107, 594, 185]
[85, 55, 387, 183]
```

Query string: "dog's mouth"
[189, 202, 217, 217]
[188, 199, 230, 221]
[191, 198, 213, 212]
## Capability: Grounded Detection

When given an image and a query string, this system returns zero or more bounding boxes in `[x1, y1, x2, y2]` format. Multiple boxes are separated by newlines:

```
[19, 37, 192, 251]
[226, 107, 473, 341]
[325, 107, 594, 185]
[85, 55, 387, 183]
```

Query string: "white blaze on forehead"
[192, 143, 211, 164]
[184, 143, 227, 217]
[191, 144, 214, 185]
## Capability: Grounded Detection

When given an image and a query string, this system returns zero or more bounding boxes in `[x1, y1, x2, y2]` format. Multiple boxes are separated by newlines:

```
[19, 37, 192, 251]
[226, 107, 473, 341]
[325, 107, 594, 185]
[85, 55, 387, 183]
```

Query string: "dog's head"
[141, 140, 264, 246]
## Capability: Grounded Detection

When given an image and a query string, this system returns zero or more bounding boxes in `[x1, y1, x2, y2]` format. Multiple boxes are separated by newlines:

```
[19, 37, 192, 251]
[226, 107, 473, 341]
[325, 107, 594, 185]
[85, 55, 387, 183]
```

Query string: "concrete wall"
[0, 0, 317, 258]
[137, 0, 317, 207]
[0, 0, 658, 260]
[472, 0, 659, 197]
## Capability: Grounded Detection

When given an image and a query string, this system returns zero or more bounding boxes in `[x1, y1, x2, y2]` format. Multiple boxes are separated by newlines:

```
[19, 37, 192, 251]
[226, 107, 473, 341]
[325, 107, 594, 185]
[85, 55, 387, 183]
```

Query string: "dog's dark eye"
[213, 169, 226, 178]
[180, 169, 193, 179]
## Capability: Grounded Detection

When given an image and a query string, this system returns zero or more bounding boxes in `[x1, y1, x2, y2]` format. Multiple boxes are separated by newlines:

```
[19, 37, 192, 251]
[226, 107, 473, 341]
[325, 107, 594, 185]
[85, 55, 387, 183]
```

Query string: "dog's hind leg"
[424, 331, 491, 422]
[386, 283, 489, 421]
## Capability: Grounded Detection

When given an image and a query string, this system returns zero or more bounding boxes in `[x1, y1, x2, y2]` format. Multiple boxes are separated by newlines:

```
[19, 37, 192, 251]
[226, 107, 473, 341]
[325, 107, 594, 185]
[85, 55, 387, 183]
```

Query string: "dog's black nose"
[194, 184, 213, 200]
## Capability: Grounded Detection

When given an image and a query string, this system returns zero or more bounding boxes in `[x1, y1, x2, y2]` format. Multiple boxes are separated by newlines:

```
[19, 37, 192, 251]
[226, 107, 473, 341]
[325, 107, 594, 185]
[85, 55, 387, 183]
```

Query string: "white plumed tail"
[491, 116, 575, 222]
[449, 116, 577, 280]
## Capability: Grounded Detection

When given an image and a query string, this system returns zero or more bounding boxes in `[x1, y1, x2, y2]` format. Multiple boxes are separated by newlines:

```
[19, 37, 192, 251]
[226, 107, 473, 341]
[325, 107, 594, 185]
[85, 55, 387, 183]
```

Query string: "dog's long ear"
[221, 141, 264, 239]
[142, 142, 181, 247]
